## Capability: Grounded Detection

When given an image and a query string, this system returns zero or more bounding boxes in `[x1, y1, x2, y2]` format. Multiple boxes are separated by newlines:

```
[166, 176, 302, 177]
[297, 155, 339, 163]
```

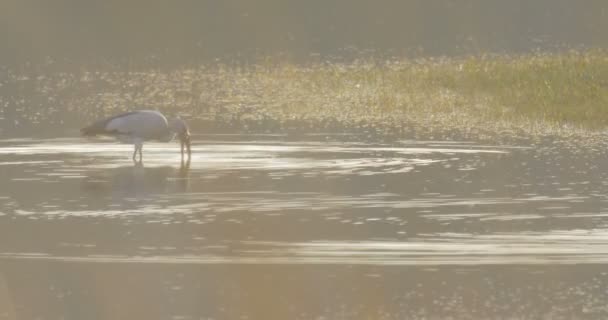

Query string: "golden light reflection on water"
[2, 135, 608, 319]
[0, 136, 606, 262]
[3, 228, 608, 265]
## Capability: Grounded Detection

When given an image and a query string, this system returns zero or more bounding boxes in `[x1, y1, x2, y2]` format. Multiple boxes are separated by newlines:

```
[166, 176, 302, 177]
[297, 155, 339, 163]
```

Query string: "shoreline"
[1, 51, 607, 146]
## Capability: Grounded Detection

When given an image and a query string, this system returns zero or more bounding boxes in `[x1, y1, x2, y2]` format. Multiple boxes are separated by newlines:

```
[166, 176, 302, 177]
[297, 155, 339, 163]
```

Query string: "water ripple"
[3, 229, 608, 265]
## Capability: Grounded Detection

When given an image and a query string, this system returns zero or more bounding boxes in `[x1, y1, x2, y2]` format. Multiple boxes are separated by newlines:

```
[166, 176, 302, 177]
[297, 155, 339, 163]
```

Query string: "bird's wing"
[81, 111, 140, 136]
[105, 111, 169, 139]
[82, 110, 169, 140]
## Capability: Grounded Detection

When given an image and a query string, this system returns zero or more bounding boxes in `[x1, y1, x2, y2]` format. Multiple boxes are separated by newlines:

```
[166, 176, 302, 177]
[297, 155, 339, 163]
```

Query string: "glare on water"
[1, 134, 608, 319]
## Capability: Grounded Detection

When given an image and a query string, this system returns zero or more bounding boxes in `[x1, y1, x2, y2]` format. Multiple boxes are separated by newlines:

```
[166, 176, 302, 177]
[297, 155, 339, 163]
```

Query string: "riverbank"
[2, 50, 607, 143]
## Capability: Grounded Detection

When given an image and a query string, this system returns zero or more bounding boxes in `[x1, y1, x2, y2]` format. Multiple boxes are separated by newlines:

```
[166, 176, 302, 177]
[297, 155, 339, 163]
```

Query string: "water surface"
[1, 134, 608, 319]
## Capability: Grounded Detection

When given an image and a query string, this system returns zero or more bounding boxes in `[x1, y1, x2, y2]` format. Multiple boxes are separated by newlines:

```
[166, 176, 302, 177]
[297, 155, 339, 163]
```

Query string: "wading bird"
[81, 110, 191, 162]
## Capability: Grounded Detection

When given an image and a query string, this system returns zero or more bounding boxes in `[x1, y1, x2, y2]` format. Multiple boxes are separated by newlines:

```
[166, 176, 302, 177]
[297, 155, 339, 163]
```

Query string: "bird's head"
[169, 117, 191, 159]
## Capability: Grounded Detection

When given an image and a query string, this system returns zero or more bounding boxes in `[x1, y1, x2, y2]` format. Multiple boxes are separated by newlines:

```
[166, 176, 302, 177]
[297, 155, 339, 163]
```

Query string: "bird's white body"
[82, 110, 191, 162]
[105, 110, 174, 142]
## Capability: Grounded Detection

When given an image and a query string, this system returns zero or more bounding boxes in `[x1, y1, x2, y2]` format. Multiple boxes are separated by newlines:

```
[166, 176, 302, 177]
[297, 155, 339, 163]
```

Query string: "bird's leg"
[132, 145, 138, 163]
[180, 140, 185, 162]
[133, 139, 143, 163]
[186, 139, 191, 161]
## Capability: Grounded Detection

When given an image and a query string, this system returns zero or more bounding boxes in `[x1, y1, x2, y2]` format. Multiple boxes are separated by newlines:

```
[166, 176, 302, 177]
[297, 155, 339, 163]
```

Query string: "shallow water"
[1, 134, 608, 319]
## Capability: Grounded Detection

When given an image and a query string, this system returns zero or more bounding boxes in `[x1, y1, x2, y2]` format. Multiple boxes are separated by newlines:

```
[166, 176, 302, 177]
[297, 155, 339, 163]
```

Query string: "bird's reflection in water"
[178, 158, 191, 191]
[82, 160, 191, 197]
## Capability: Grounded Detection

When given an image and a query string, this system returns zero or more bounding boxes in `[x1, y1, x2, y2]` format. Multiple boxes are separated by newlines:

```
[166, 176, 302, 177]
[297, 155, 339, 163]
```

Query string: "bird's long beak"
[179, 132, 191, 160]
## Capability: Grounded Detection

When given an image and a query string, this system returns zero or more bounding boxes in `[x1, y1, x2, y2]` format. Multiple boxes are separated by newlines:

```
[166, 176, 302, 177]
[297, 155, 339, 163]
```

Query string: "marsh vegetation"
[3, 49, 608, 320]
[4, 2, 608, 318]
[2, 50, 608, 141]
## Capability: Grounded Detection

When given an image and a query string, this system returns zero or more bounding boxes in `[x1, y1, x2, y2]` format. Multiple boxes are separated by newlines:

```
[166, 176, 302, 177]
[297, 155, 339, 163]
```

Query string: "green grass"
[3, 50, 608, 140]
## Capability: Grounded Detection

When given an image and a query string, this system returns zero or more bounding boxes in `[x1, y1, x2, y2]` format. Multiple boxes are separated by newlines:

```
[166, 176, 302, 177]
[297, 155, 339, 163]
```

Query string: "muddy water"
[1, 134, 608, 319]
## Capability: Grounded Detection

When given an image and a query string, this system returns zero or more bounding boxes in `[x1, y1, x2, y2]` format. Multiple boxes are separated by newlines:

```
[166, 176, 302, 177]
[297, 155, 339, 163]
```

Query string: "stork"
[81, 110, 191, 163]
